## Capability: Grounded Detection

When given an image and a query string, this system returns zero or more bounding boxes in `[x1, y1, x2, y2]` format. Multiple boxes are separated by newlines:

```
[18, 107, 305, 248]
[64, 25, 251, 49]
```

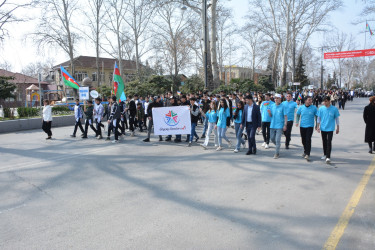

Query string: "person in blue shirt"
[268, 94, 287, 159]
[215, 99, 232, 151]
[317, 96, 340, 163]
[200, 101, 218, 149]
[296, 96, 318, 160]
[233, 101, 245, 152]
[260, 93, 274, 149]
[282, 93, 298, 149]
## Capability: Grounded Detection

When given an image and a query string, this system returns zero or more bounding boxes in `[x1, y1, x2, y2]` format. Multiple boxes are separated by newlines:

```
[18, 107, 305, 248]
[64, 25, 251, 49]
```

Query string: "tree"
[152, 3, 193, 92]
[97, 85, 112, 98]
[258, 76, 274, 91]
[0, 0, 34, 41]
[22, 59, 55, 78]
[83, 0, 105, 86]
[124, 0, 155, 80]
[0, 75, 15, 100]
[294, 54, 309, 87]
[180, 75, 204, 94]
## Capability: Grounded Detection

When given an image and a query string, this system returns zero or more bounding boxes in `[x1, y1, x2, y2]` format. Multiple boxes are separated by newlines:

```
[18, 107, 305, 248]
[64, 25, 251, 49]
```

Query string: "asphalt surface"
[0, 98, 374, 249]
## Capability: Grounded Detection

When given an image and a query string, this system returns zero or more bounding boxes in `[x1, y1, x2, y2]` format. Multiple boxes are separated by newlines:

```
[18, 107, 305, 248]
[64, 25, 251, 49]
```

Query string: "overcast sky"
[0, 0, 370, 74]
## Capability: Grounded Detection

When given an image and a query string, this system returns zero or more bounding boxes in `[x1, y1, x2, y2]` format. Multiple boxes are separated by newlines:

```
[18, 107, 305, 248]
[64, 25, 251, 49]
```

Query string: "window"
[92, 72, 97, 82]
[75, 71, 88, 82]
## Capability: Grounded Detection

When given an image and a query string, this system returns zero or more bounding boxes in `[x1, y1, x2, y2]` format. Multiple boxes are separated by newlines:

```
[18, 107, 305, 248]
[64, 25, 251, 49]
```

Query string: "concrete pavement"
[0, 98, 374, 249]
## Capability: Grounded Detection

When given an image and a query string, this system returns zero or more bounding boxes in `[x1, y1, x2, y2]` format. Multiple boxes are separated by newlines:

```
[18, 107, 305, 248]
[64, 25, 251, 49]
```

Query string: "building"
[220, 66, 253, 84]
[52, 56, 140, 96]
[0, 69, 58, 108]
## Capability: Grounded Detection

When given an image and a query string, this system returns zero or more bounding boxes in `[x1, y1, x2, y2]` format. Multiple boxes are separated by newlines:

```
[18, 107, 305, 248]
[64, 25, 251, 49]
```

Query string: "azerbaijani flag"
[367, 21, 374, 36]
[60, 66, 80, 89]
[177, 91, 181, 96]
[298, 94, 302, 100]
[113, 62, 126, 102]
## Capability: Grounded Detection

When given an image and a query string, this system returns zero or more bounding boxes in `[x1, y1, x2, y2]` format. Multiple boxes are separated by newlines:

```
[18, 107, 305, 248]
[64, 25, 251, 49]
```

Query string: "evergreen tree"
[295, 54, 309, 87]
[0, 76, 16, 100]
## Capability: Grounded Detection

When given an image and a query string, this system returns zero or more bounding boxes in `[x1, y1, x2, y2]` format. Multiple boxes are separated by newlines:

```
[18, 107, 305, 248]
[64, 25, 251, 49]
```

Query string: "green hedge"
[17, 107, 39, 117]
[3, 107, 11, 118]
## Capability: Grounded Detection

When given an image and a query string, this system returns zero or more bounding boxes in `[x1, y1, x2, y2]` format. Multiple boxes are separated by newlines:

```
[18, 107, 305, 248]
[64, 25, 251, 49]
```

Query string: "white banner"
[152, 106, 191, 135]
[79, 87, 89, 100]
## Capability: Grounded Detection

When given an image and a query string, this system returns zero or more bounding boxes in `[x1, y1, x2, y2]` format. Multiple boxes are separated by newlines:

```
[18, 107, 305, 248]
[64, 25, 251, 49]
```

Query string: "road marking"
[323, 156, 375, 250]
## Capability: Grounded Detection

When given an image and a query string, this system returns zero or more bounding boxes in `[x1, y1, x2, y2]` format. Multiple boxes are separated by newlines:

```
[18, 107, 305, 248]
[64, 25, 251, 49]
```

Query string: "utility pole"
[320, 47, 324, 90]
[203, 0, 208, 90]
[38, 73, 42, 106]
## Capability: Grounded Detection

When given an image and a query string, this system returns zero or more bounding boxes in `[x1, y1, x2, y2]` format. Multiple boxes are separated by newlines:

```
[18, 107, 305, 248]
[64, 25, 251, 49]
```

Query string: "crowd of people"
[40, 87, 368, 163]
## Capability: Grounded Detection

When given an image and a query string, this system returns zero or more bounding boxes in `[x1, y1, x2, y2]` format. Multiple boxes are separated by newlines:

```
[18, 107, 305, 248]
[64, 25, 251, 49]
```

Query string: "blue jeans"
[189, 122, 198, 142]
[217, 126, 229, 147]
[270, 128, 283, 155]
[235, 122, 245, 150]
[201, 116, 208, 136]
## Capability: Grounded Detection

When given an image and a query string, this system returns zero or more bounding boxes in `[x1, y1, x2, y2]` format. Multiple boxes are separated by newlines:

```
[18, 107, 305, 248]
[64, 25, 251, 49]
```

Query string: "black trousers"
[246, 122, 257, 152]
[129, 115, 135, 132]
[321, 131, 333, 158]
[95, 119, 103, 136]
[107, 122, 113, 137]
[283, 121, 294, 146]
[84, 119, 97, 136]
[261, 122, 271, 144]
[73, 119, 84, 135]
[300, 127, 313, 156]
[42, 121, 52, 137]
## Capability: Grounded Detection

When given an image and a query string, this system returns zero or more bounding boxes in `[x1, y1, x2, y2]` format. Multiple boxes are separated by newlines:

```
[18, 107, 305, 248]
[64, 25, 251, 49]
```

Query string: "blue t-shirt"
[206, 110, 218, 123]
[317, 105, 340, 132]
[260, 100, 274, 122]
[282, 100, 298, 121]
[297, 105, 317, 128]
[217, 107, 230, 128]
[270, 104, 287, 129]
[234, 109, 243, 124]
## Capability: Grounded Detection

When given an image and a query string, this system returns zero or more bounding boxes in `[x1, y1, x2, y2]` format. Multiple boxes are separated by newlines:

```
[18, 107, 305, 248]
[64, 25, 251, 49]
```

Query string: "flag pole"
[111, 62, 115, 98]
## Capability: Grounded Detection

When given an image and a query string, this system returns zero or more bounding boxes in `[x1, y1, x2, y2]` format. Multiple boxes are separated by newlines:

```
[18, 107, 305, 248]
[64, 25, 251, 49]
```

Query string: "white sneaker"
[228, 140, 233, 148]
[265, 144, 269, 149]
[321, 155, 327, 160]
[234, 149, 239, 153]
[304, 155, 310, 160]
[262, 142, 266, 147]
[112, 140, 119, 143]
[273, 154, 279, 159]
[326, 158, 331, 163]
[200, 144, 207, 150]
[216, 146, 223, 151]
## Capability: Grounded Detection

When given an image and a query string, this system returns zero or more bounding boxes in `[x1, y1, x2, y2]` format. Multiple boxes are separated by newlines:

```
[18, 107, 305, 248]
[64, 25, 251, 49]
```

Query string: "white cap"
[275, 93, 282, 98]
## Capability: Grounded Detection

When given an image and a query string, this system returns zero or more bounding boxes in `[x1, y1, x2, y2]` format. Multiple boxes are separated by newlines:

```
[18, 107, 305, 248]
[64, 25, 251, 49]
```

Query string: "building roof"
[0, 69, 48, 85]
[54, 56, 138, 71]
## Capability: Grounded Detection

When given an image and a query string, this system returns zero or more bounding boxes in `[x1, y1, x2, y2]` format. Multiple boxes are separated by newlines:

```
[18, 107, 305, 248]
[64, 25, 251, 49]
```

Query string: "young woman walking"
[200, 101, 218, 149]
[233, 101, 245, 153]
[42, 100, 53, 140]
[215, 99, 232, 151]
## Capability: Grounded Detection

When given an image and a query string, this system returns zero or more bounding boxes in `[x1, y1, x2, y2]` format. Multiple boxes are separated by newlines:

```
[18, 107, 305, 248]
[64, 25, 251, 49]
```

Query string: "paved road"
[0, 98, 374, 249]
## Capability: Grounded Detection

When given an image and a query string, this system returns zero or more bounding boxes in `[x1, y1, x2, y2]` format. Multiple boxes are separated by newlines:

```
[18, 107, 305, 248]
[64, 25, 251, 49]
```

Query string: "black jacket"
[128, 100, 137, 116]
[147, 101, 163, 118]
[364, 104, 375, 142]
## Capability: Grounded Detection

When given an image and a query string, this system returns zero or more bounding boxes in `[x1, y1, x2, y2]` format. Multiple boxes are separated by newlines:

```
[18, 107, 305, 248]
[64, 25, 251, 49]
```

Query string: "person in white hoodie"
[42, 100, 53, 140]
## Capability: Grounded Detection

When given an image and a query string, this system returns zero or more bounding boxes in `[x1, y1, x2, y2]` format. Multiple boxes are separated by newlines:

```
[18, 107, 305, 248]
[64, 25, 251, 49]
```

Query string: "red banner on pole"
[324, 48, 375, 59]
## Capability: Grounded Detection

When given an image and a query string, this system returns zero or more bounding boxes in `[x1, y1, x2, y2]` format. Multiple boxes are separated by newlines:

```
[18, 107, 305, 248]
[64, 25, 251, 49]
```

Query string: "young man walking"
[94, 97, 104, 139]
[70, 99, 84, 138]
[260, 93, 274, 149]
[317, 96, 340, 163]
[187, 97, 200, 147]
[241, 95, 261, 155]
[282, 92, 298, 149]
[82, 100, 97, 138]
[268, 94, 287, 159]
[143, 96, 163, 142]
[295, 96, 317, 160]
[108, 96, 121, 143]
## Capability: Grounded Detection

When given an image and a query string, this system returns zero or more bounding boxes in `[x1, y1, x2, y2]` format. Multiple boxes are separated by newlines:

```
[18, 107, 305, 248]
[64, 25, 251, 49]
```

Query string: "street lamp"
[181, 0, 208, 90]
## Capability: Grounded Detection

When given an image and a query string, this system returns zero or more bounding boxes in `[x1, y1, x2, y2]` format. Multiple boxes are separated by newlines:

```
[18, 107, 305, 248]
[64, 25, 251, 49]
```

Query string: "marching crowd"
[39, 88, 364, 164]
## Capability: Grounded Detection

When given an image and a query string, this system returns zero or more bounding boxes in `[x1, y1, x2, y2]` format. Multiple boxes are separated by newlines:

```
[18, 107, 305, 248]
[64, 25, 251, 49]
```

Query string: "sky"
[0, 0, 370, 74]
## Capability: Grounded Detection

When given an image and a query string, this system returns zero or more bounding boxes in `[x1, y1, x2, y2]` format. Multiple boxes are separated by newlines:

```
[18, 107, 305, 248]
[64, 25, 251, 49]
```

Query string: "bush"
[52, 106, 73, 115]
[17, 107, 39, 117]
[3, 107, 11, 118]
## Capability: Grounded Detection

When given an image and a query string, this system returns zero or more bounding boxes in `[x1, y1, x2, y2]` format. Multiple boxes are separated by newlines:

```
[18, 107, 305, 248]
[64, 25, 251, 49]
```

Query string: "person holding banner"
[143, 96, 163, 143]
[82, 100, 97, 139]
[215, 99, 232, 151]
[165, 96, 178, 141]
[187, 97, 200, 147]
[174, 95, 190, 143]
[94, 97, 104, 139]
[200, 101, 218, 149]
[70, 99, 84, 138]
